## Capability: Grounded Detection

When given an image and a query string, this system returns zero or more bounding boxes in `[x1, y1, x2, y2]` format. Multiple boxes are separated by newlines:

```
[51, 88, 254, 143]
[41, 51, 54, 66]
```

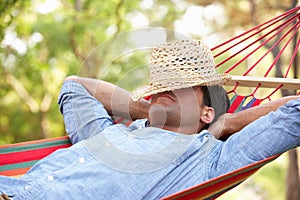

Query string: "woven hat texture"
[131, 39, 231, 101]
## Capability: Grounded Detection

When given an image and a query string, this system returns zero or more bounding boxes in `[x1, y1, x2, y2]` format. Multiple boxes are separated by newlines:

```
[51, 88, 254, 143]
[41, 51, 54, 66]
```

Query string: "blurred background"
[0, 0, 299, 199]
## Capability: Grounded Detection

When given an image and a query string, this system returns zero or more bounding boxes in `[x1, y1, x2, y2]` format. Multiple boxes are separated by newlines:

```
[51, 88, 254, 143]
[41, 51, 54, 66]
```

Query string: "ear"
[200, 106, 215, 124]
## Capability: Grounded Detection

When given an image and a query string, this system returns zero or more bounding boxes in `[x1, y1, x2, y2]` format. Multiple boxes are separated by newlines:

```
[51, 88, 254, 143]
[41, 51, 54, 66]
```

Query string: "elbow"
[285, 95, 300, 101]
[64, 75, 79, 82]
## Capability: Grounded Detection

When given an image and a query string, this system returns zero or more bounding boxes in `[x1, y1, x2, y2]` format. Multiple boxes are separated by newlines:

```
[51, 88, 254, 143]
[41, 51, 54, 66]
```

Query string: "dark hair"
[201, 85, 230, 128]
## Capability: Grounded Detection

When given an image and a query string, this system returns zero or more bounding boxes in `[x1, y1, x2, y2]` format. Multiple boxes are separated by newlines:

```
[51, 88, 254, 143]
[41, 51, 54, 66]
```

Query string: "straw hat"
[131, 39, 231, 101]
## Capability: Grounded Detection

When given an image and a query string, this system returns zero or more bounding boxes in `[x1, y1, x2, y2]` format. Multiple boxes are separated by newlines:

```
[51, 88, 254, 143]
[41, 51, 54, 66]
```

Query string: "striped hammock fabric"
[0, 136, 71, 177]
[162, 155, 279, 200]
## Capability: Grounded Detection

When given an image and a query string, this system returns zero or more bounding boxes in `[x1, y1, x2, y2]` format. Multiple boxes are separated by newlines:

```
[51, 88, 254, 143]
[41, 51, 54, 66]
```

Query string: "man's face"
[148, 86, 207, 134]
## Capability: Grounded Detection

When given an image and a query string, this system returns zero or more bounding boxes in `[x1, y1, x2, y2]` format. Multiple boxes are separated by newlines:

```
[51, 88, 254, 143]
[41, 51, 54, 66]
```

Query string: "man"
[0, 40, 299, 200]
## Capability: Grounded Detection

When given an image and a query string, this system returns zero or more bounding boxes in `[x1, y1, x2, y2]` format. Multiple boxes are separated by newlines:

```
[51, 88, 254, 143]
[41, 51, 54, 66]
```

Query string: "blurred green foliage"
[1, 0, 296, 143]
[0, 0, 299, 199]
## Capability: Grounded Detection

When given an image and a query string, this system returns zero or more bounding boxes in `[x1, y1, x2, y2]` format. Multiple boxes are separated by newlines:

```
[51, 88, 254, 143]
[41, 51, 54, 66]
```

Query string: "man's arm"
[209, 95, 300, 140]
[65, 76, 150, 121]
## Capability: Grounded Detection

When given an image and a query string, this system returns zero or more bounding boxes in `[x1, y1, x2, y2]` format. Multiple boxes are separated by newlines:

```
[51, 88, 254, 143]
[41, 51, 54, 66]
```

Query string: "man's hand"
[209, 95, 300, 141]
[65, 76, 150, 120]
[208, 113, 233, 140]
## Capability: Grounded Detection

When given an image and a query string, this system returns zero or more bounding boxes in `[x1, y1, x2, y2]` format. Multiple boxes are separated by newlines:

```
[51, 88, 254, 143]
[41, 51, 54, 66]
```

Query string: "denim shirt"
[0, 81, 299, 200]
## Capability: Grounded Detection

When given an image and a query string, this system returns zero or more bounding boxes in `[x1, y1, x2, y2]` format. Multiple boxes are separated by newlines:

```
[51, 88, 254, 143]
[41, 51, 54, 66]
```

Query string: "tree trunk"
[286, 149, 300, 200]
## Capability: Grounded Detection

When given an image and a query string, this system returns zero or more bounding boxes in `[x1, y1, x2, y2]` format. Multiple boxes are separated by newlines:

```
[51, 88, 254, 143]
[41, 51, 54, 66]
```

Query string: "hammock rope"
[215, 16, 298, 72]
[212, 6, 299, 102]
[212, 6, 300, 52]
[284, 34, 300, 78]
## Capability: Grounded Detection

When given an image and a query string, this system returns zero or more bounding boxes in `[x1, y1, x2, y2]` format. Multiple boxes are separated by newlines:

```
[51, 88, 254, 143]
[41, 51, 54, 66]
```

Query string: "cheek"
[183, 103, 201, 117]
[149, 104, 168, 119]
[177, 93, 201, 110]
[178, 99, 200, 120]
[177, 94, 202, 119]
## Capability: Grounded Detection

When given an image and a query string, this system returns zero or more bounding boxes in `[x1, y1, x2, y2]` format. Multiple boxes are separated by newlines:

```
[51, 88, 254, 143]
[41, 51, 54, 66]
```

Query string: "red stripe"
[0, 144, 71, 165]
[251, 99, 262, 107]
[0, 136, 70, 149]
[227, 95, 245, 113]
[162, 155, 279, 200]
[161, 169, 258, 200]
[184, 169, 258, 199]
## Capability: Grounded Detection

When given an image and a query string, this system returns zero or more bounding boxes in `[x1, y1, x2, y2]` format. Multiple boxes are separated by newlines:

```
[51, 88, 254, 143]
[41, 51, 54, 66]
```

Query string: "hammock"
[1, 6, 300, 200]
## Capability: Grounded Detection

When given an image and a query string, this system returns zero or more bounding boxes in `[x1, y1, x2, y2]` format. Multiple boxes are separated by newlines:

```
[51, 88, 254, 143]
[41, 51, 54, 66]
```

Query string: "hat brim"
[131, 73, 231, 101]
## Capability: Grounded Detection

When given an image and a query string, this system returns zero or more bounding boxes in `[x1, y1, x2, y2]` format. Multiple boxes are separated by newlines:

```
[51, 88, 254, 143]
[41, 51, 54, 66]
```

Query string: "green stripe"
[234, 97, 247, 113]
[0, 160, 38, 171]
[229, 94, 238, 105]
[0, 138, 71, 154]
[230, 94, 239, 107]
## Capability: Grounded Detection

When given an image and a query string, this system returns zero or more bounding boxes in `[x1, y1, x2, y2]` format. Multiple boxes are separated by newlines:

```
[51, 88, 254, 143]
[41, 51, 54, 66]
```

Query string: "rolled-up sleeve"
[58, 80, 114, 144]
[209, 99, 300, 178]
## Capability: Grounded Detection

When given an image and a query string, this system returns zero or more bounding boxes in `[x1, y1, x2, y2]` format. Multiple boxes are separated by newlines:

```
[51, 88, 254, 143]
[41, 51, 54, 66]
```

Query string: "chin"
[149, 107, 166, 126]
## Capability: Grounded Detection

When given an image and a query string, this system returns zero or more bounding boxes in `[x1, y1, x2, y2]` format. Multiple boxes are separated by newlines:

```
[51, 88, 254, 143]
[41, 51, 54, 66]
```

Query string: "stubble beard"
[148, 104, 175, 129]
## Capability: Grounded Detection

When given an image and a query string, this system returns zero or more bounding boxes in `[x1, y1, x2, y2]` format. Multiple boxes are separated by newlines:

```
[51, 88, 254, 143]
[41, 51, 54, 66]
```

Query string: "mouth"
[156, 92, 176, 102]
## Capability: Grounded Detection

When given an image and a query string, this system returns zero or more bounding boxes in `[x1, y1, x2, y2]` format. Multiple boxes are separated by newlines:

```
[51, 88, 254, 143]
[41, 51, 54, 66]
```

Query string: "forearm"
[229, 96, 300, 132]
[65, 76, 150, 120]
[211, 95, 300, 140]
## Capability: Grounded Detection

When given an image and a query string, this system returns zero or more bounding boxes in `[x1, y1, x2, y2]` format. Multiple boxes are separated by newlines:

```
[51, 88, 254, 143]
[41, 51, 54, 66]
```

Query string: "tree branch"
[115, 0, 125, 33]
[6, 73, 39, 113]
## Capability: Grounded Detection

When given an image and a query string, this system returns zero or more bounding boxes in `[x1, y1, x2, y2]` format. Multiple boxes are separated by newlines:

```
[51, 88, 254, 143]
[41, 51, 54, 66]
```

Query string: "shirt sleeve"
[58, 80, 114, 144]
[208, 99, 300, 178]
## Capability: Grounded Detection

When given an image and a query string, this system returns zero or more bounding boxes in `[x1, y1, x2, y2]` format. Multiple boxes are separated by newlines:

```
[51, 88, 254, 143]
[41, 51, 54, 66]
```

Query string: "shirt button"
[24, 185, 31, 190]
[104, 141, 111, 147]
[47, 175, 54, 181]
[127, 134, 134, 139]
[79, 157, 85, 163]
